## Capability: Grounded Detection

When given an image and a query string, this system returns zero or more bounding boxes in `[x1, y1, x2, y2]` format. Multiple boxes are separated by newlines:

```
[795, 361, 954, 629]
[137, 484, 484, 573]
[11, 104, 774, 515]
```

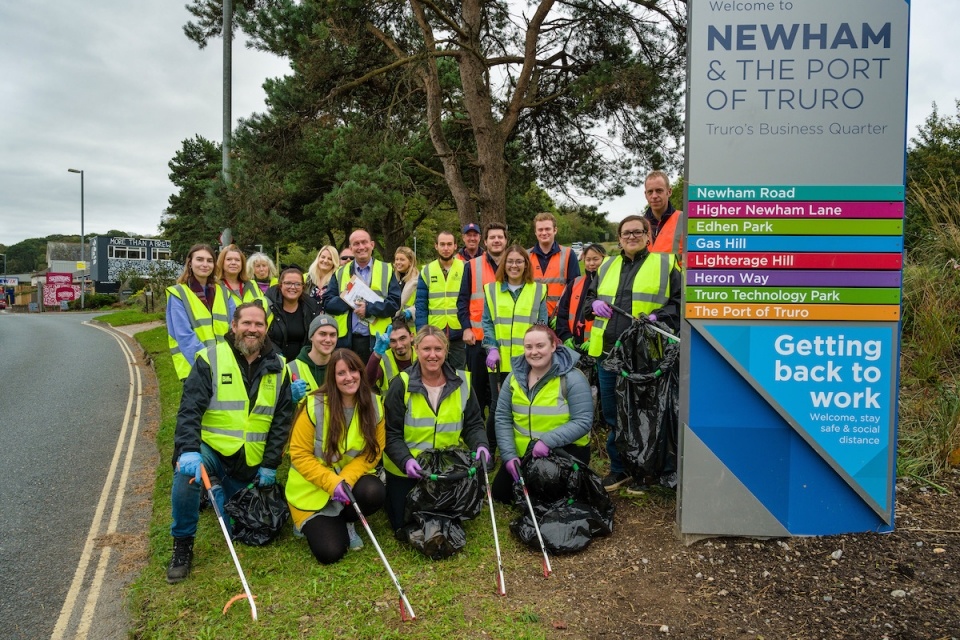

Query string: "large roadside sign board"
[679, 0, 909, 537]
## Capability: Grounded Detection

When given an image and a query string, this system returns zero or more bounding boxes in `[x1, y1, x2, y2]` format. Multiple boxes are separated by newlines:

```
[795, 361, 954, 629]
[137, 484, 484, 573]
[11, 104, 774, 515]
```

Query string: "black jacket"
[583, 249, 682, 353]
[265, 287, 321, 361]
[172, 335, 293, 482]
[383, 361, 488, 471]
[555, 270, 597, 345]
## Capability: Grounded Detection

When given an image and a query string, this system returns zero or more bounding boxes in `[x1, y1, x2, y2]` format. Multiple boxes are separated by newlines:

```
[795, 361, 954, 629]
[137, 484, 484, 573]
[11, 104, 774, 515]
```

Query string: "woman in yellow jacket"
[285, 349, 386, 564]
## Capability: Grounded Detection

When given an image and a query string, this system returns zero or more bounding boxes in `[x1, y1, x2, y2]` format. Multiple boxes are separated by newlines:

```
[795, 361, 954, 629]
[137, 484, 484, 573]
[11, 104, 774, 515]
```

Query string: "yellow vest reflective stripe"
[330, 260, 395, 337]
[167, 283, 232, 380]
[422, 259, 464, 330]
[383, 370, 471, 476]
[228, 281, 273, 326]
[587, 253, 674, 357]
[285, 392, 383, 512]
[484, 282, 546, 374]
[510, 373, 587, 456]
[197, 342, 283, 466]
[286, 360, 320, 396]
[378, 349, 416, 393]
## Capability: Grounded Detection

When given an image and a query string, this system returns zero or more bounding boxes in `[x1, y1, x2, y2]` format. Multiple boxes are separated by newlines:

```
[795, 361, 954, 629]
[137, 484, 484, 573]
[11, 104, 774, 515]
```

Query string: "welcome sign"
[678, 0, 909, 537]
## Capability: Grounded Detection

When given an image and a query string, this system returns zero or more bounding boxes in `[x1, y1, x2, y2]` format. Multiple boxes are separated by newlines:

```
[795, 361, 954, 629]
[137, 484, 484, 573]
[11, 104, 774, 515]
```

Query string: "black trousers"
[485, 371, 509, 456]
[384, 473, 420, 531]
[300, 475, 385, 565]
[465, 342, 491, 415]
[490, 442, 592, 504]
[350, 332, 373, 367]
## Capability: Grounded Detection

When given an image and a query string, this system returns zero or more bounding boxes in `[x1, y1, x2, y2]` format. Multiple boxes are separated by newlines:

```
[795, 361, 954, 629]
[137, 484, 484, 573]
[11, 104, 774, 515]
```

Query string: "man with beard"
[166, 302, 293, 584]
[415, 230, 467, 369]
[366, 319, 417, 393]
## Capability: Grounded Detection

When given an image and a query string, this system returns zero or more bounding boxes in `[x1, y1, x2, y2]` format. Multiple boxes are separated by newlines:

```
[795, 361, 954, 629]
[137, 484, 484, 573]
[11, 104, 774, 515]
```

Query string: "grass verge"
[95, 309, 165, 327]
[129, 326, 554, 639]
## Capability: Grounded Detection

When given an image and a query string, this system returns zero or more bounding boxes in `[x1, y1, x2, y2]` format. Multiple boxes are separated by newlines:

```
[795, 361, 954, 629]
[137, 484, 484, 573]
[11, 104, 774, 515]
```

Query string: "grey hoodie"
[494, 345, 594, 461]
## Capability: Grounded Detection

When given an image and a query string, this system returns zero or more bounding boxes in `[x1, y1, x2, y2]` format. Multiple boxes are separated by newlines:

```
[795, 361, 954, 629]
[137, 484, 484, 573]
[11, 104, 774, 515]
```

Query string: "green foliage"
[69, 293, 117, 309]
[162, 135, 224, 260]
[94, 309, 165, 327]
[906, 101, 960, 250]
[277, 243, 318, 272]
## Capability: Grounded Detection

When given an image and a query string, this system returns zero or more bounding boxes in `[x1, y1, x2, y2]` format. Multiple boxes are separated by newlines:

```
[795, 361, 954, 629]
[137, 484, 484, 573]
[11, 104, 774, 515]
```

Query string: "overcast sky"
[0, 2, 955, 248]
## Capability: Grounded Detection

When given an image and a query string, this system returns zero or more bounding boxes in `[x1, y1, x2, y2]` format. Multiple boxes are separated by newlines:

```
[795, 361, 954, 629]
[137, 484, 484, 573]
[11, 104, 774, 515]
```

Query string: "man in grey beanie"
[287, 313, 339, 403]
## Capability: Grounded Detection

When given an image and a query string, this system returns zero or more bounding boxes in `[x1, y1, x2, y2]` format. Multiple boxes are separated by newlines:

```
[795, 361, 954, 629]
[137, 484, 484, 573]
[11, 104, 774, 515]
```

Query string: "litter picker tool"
[343, 484, 416, 621]
[478, 453, 507, 596]
[609, 304, 681, 344]
[515, 464, 553, 577]
[197, 465, 258, 620]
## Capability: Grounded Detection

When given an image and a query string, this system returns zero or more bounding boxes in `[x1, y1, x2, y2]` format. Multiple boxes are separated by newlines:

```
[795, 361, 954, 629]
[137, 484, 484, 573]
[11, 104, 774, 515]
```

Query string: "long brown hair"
[494, 244, 534, 284]
[176, 244, 217, 285]
[307, 349, 381, 465]
[214, 245, 249, 283]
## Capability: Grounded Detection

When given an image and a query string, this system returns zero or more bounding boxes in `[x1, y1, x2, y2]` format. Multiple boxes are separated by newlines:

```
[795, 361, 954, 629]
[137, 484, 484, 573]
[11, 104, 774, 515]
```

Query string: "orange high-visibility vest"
[650, 211, 683, 267]
[531, 245, 572, 316]
[565, 275, 593, 344]
[467, 256, 498, 340]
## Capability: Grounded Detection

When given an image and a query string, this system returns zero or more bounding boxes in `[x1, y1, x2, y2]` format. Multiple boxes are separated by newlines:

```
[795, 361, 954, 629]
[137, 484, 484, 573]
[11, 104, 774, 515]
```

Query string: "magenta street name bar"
[686, 270, 903, 288]
[688, 201, 904, 219]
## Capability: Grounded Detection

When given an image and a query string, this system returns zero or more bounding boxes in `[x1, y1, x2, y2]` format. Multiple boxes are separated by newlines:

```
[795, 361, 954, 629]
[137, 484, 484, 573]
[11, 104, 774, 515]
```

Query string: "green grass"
[129, 326, 554, 639]
[95, 309, 165, 327]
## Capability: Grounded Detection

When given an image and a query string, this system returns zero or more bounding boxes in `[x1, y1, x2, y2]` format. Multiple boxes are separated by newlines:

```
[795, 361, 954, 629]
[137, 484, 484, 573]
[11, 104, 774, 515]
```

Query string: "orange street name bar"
[685, 303, 901, 321]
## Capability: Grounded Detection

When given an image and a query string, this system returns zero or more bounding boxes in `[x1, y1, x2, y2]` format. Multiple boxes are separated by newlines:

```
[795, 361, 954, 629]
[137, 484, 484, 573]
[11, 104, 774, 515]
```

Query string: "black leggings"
[490, 443, 591, 504]
[300, 475, 385, 565]
[384, 474, 419, 531]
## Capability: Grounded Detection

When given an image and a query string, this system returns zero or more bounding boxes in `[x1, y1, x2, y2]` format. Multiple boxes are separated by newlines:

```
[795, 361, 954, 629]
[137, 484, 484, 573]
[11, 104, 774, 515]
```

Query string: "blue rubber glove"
[404, 309, 413, 320]
[177, 452, 202, 484]
[506, 458, 521, 483]
[532, 440, 550, 458]
[592, 300, 613, 318]
[485, 349, 500, 371]
[332, 482, 350, 504]
[374, 325, 393, 356]
[404, 458, 423, 479]
[291, 377, 307, 403]
[257, 467, 276, 487]
[475, 446, 491, 465]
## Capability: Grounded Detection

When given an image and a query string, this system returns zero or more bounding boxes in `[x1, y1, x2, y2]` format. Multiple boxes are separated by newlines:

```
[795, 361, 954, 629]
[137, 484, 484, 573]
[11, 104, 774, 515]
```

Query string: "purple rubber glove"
[485, 349, 501, 370]
[505, 458, 521, 483]
[647, 313, 658, 323]
[475, 446, 491, 465]
[332, 482, 350, 504]
[404, 458, 423, 479]
[532, 440, 550, 458]
[592, 300, 613, 318]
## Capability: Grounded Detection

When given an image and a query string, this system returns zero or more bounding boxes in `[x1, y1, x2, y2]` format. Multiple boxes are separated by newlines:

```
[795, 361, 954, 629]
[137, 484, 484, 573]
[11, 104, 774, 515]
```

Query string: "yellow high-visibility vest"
[166, 283, 231, 380]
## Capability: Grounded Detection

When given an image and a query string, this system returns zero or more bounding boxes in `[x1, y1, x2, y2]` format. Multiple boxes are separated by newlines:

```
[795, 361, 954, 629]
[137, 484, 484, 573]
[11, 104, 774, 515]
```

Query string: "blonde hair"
[413, 325, 450, 354]
[533, 212, 557, 228]
[214, 245, 248, 283]
[246, 252, 278, 281]
[394, 246, 418, 284]
[645, 170, 671, 190]
[307, 245, 339, 289]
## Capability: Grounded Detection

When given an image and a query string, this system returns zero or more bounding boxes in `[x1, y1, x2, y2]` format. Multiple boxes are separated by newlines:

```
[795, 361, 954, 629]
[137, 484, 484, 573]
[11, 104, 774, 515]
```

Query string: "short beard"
[235, 331, 265, 357]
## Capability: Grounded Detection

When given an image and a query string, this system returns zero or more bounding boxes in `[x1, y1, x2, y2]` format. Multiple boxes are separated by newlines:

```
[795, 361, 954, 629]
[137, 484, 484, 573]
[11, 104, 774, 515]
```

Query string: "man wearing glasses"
[583, 215, 681, 494]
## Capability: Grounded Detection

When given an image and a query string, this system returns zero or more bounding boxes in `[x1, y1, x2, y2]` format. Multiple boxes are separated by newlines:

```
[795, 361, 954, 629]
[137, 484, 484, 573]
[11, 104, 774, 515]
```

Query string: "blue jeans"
[596, 355, 625, 474]
[170, 443, 251, 538]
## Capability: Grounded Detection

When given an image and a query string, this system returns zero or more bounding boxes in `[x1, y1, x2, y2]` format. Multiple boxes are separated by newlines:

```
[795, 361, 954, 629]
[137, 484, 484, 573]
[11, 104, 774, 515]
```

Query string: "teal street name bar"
[688, 185, 905, 202]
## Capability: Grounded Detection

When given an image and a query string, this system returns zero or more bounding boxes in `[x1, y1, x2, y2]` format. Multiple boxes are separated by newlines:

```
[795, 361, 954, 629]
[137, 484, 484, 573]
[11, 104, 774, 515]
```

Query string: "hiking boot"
[346, 522, 363, 551]
[166, 536, 195, 584]
[602, 471, 633, 492]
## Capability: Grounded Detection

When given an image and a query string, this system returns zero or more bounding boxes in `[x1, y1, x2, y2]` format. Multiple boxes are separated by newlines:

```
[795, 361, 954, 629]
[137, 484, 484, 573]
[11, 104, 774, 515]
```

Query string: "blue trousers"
[170, 443, 250, 538]
[596, 355, 625, 474]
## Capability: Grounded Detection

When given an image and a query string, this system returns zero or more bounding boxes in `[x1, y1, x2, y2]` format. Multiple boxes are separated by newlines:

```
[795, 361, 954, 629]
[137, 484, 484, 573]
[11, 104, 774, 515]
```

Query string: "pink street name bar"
[687, 201, 904, 219]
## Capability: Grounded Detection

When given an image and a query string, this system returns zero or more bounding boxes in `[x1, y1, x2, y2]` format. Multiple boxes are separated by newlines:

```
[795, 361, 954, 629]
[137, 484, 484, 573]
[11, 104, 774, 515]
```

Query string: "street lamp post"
[67, 168, 85, 310]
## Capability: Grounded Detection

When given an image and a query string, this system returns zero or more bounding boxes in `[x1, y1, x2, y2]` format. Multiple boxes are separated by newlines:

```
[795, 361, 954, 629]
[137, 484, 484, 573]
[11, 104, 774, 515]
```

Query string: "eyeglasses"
[505, 260, 526, 267]
[281, 282, 303, 288]
[620, 230, 648, 239]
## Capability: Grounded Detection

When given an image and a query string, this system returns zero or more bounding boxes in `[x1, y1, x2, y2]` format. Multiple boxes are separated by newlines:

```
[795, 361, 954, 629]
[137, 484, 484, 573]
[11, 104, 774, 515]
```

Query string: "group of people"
[163, 171, 683, 583]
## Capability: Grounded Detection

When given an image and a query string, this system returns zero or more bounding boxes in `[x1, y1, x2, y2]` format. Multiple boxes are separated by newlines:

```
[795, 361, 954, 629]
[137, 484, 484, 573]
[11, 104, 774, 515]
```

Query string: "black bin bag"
[602, 320, 680, 489]
[399, 447, 484, 559]
[224, 482, 290, 546]
[510, 450, 615, 554]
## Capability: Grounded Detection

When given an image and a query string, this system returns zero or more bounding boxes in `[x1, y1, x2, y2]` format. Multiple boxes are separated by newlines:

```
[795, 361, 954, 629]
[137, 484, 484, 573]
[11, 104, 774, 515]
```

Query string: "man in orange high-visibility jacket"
[457, 222, 508, 450]
[529, 212, 580, 316]
[644, 170, 684, 266]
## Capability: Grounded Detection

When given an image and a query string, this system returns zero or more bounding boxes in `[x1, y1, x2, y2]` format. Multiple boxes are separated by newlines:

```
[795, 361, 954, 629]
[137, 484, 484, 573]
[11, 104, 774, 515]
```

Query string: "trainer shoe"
[624, 481, 649, 496]
[602, 471, 633, 492]
[346, 522, 363, 551]
[166, 536, 195, 584]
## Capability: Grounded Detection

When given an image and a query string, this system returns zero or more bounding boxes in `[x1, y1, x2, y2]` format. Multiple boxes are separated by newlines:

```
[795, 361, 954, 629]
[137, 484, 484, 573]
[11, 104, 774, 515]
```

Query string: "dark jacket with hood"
[495, 345, 594, 462]
[265, 286, 321, 361]
[383, 361, 488, 471]
[172, 333, 293, 482]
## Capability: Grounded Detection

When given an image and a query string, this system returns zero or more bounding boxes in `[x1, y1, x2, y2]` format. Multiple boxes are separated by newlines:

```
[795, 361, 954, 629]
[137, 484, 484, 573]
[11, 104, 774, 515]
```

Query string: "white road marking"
[50, 322, 142, 640]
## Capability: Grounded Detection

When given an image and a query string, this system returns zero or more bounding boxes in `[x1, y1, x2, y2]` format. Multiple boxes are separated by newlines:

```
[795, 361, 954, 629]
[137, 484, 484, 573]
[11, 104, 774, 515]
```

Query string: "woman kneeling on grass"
[285, 349, 386, 564]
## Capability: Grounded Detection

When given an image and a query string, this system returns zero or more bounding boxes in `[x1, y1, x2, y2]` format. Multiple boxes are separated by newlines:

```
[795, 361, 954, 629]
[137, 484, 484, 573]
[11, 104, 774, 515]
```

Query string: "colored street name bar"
[688, 201, 904, 219]
[685, 304, 901, 321]
[688, 219, 902, 236]
[686, 287, 901, 305]
[687, 252, 903, 270]
[688, 185, 904, 202]
[688, 236, 903, 253]
[686, 270, 902, 288]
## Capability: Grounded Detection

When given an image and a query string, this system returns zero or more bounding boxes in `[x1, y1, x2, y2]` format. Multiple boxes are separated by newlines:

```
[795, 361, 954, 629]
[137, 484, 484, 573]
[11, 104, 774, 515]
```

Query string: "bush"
[69, 293, 118, 309]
